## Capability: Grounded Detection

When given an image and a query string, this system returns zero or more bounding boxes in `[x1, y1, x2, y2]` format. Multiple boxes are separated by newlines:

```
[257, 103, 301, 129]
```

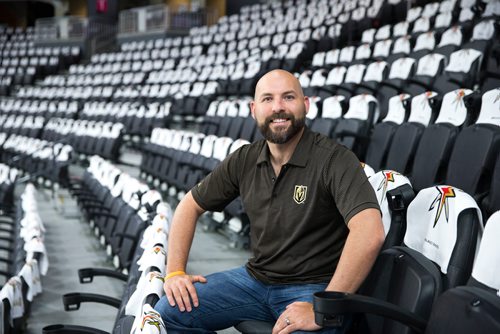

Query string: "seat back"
[445, 88, 500, 197]
[368, 171, 414, 249]
[405, 186, 482, 289]
[410, 89, 474, 191]
[0, 299, 10, 334]
[385, 91, 439, 174]
[365, 94, 411, 171]
[424, 211, 500, 333]
[425, 285, 500, 334]
[333, 94, 379, 159]
[482, 153, 500, 219]
[346, 186, 481, 334]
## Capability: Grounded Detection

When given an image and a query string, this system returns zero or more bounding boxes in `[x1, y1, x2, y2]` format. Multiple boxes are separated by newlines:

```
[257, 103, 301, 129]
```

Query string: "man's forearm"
[326, 208, 384, 293]
[166, 191, 205, 273]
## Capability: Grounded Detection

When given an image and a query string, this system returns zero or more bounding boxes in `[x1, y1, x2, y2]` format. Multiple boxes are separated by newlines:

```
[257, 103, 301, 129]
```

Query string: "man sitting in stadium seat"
[154, 69, 384, 334]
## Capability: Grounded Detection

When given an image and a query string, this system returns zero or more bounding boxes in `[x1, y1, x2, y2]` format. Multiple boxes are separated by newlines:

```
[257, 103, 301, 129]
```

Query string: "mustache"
[266, 112, 294, 123]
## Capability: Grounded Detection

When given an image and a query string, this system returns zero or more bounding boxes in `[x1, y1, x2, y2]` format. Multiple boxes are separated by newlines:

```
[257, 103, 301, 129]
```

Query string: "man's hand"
[272, 301, 322, 334]
[163, 274, 207, 312]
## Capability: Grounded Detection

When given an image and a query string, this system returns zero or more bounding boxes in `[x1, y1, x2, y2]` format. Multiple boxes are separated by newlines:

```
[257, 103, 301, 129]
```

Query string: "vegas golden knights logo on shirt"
[293, 185, 307, 204]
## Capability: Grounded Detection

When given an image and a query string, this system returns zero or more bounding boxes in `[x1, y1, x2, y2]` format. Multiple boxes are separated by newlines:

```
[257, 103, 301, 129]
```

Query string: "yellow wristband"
[165, 271, 186, 280]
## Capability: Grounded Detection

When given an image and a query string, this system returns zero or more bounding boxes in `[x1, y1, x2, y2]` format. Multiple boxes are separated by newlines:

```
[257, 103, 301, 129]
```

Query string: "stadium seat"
[384, 91, 440, 175]
[314, 185, 483, 334]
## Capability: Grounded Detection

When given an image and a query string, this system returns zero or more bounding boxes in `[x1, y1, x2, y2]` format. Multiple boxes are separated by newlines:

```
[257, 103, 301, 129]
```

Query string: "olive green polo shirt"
[192, 127, 380, 284]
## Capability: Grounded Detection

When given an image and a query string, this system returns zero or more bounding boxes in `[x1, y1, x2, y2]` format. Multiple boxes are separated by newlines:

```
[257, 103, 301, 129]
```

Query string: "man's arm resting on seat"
[273, 208, 384, 334]
[163, 191, 208, 312]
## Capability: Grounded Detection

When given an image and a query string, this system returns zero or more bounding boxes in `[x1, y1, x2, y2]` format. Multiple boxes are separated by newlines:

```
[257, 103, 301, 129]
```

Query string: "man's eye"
[263, 97, 272, 102]
[284, 95, 295, 100]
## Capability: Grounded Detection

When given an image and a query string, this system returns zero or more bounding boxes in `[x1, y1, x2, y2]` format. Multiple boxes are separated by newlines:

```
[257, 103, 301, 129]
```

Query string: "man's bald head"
[250, 69, 309, 144]
[254, 69, 305, 101]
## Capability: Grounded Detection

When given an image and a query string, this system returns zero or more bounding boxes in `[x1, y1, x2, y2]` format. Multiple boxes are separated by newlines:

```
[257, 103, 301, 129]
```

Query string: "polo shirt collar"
[256, 127, 314, 167]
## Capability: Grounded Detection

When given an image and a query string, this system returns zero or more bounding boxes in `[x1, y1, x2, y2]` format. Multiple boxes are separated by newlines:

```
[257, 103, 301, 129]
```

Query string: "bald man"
[154, 70, 384, 333]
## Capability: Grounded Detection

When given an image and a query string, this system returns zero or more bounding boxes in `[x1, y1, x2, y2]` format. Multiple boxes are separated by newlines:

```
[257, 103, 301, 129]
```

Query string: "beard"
[257, 111, 306, 144]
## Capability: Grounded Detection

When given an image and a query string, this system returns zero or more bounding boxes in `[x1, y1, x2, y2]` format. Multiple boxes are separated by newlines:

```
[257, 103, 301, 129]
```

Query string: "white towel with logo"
[472, 211, 500, 295]
[19, 260, 42, 301]
[445, 49, 482, 73]
[140, 214, 170, 249]
[404, 186, 482, 274]
[24, 237, 49, 275]
[362, 163, 375, 178]
[20, 225, 44, 242]
[20, 212, 45, 231]
[369, 171, 412, 235]
[137, 245, 166, 274]
[0, 277, 24, 325]
[141, 228, 168, 251]
[125, 271, 165, 316]
[131, 303, 168, 334]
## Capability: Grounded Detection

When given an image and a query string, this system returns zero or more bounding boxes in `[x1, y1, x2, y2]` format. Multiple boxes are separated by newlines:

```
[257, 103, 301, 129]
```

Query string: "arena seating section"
[0, 0, 499, 333]
[0, 179, 48, 333]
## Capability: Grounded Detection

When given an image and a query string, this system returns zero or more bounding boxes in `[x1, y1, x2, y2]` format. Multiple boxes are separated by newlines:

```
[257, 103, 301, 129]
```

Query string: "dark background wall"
[226, 0, 263, 15]
[0, 0, 267, 28]
[0, 1, 54, 27]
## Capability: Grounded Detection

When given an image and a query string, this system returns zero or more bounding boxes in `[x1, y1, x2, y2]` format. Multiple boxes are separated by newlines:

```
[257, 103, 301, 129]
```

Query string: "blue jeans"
[154, 266, 350, 333]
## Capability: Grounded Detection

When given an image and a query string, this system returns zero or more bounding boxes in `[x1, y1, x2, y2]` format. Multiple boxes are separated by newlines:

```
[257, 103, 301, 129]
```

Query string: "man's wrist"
[165, 270, 186, 279]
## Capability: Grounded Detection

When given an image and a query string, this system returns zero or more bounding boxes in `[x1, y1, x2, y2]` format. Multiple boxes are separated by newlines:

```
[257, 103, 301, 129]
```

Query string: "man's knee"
[154, 296, 195, 328]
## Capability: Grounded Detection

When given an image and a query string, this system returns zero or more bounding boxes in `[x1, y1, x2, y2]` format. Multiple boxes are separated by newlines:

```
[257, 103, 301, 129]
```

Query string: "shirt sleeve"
[191, 148, 243, 212]
[323, 146, 380, 224]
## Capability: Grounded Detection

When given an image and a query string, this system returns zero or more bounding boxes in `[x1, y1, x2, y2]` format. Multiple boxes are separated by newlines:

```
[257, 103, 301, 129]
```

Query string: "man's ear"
[304, 96, 310, 115]
[250, 100, 256, 120]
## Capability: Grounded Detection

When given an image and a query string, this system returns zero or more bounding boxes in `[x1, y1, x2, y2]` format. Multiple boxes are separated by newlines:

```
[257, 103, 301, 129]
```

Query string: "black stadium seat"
[384, 91, 440, 175]
[444, 88, 500, 199]
[314, 185, 483, 334]
[364, 93, 411, 171]
[409, 88, 477, 192]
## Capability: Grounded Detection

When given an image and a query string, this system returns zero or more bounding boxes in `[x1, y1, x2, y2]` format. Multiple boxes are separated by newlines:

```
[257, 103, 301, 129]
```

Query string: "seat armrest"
[406, 78, 434, 91]
[43, 324, 108, 334]
[313, 291, 426, 333]
[355, 82, 377, 94]
[78, 267, 128, 283]
[335, 130, 369, 141]
[112, 231, 139, 241]
[63, 292, 121, 311]
[86, 210, 116, 221]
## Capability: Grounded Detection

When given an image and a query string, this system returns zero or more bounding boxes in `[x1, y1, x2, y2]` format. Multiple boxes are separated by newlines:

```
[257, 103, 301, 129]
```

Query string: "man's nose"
[272, 98, 285, 113]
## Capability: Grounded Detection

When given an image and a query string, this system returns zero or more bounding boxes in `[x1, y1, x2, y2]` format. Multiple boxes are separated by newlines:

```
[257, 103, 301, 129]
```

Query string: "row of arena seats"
[310, 171, 500, 334]
[39, 154, 500, 334]
[5, 0, 400, 122]
[4, 6, 495, 130]
[0, 25, 81, 96]
[42, 156, 174, 333]
[310, 16, 498, 70]
[0, 99, 170, 143]
[304, 88, 500, 187]
[41, 119, 124, 162]
[300, 27, 500, 102]
[140, 87, 500, 250]
[0, 183, 48, 333]
[238, 165, 500, 333]
[0, 117, 123, 166]
[0, 115, 44, 138]
[319, 88, 499, 202]
[0, 98, 80, 118]
[0, 1, 495, 153]
[0, 134, 72, 189]
[0, 1, 496, 184]
[0, 163, 17, 211]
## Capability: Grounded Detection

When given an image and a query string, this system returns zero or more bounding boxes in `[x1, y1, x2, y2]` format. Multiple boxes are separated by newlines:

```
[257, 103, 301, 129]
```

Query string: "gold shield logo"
[293, 185, 307, 204]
